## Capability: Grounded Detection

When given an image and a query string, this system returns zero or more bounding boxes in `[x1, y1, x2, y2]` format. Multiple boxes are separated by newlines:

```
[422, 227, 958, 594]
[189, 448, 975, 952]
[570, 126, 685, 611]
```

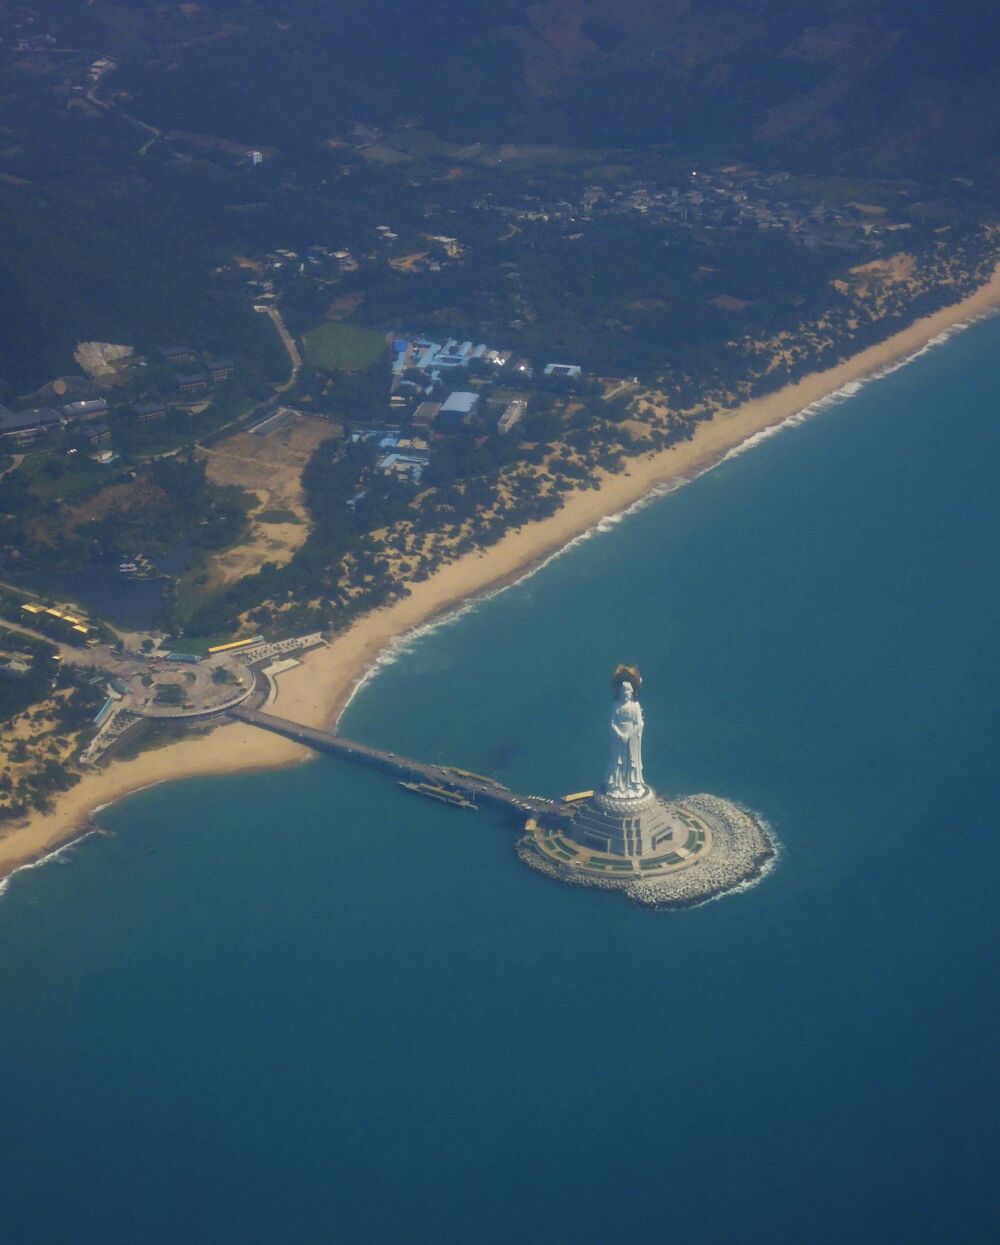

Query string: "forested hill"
[111, 0, 1000, 186]
[0, 0, 996, 393]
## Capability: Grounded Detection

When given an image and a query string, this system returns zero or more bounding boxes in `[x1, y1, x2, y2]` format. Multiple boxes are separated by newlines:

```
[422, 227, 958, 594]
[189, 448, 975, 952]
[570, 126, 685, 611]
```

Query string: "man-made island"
[1, 269, 999, 889]
[3, 1, 1000, 886]
[519, 667, 774, 908]
[214, 665, 775, 911]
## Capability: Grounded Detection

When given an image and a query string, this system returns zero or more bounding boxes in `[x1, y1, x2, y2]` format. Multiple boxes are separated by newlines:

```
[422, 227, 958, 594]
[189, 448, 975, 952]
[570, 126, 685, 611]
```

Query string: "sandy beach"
[3, 267, 999, 883]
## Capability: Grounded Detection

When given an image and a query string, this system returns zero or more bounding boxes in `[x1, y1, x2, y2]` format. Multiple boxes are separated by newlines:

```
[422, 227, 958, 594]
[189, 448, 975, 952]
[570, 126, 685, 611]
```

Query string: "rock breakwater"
[518, 793, 776, 909]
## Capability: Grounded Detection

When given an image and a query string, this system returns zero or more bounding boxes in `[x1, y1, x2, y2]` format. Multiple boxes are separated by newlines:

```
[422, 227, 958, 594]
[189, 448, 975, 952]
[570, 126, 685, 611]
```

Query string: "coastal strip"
[2, 268, 999, 887]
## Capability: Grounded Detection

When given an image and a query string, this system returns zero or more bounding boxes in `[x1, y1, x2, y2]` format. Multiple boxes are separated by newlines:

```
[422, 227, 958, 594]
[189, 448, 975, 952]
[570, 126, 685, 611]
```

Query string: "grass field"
[303, 322, 386, 370]
[16, 451, 110, 504]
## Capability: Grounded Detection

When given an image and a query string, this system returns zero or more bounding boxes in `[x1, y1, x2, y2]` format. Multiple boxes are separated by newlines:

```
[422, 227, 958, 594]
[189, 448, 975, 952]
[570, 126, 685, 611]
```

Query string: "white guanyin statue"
[605, 674, 645, 798]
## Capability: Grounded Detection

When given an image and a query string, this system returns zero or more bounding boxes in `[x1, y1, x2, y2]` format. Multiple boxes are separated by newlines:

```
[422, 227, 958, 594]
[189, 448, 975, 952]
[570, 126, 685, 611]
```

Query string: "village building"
[61, 398, 109, 421]
[497, 398, 527, 435]
[206, 359, 235, 383]
[176, 373, 208, 395]
[134, 401, 168, 425]
[84, 422, 113, 447]
[411, 401, 441, 431]
[434, 391, 479, 434]
[160, 345, 196, 365]
[0, 406, 63, 444]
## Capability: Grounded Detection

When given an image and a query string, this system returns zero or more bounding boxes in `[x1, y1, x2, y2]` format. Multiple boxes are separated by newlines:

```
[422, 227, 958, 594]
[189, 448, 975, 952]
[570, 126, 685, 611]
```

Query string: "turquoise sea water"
[2, 318, 998, 1244]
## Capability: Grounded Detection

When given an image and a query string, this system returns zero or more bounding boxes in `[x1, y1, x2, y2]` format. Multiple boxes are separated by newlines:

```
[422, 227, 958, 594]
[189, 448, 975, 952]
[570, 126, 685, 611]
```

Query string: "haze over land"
[0, 0, 998, 845]
[1, 8, 999, 1241]
[1, 0, 997, 389]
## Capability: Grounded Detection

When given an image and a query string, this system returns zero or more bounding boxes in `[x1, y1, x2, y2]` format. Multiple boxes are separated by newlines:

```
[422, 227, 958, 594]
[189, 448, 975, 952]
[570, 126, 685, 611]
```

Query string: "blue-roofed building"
[406, 337, 503, 377]
[377, 452, 426, 482]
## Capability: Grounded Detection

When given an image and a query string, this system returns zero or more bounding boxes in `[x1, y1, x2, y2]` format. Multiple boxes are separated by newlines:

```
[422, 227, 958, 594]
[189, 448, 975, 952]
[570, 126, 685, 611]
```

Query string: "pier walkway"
[230, 707, 571, 822]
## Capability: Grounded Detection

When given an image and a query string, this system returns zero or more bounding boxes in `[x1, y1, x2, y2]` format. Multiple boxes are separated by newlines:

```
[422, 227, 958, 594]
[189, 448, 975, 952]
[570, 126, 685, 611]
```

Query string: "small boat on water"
[398, 780, 477, 810]
[447, 766, 509, 789]
[118, 554, 156, 580]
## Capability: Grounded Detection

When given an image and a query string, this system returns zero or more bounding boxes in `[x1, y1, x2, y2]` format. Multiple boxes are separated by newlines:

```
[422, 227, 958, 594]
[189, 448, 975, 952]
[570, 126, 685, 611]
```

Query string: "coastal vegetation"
[0, 659, 105, 823]
[0, 0, 997, 783]
[1, 456, 253, 577]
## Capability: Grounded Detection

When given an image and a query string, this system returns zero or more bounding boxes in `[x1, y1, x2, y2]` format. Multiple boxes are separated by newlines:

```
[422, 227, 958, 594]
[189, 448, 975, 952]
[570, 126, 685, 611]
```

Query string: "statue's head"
[612, 664, 641, 701]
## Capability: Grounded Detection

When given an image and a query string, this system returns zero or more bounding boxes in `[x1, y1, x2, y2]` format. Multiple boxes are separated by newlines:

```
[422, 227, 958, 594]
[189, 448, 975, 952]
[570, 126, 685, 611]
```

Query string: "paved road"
[265, 307, 302, 391]
[0, 613, 157, 672]
[604, 379, 638, 402]
[0, 453, 24, 481]
[0, 614, 102, 664]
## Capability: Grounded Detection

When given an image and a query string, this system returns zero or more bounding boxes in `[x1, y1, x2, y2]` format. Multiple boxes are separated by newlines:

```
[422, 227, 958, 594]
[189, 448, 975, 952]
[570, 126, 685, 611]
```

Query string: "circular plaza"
[121, 654, 255, 719]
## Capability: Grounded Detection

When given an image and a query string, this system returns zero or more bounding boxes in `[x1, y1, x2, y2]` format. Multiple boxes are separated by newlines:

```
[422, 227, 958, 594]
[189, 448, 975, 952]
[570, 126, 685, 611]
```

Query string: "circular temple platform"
[519, 791, 776, 909]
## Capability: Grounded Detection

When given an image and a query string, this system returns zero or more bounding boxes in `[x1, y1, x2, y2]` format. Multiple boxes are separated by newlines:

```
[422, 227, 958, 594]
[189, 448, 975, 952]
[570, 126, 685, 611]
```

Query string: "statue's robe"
[606, 699, 644, 796]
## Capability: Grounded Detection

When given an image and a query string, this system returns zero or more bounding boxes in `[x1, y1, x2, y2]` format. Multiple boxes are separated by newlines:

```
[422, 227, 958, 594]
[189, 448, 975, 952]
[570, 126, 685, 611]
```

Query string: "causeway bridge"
[230, 706, 572, 822]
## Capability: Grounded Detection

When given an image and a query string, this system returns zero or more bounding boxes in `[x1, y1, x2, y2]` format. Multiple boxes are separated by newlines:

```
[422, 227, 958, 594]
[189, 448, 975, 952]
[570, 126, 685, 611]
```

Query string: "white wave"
[687, 816, 784, 910]
[340, 307, 998, 719]
[0, 829, 97, 900]
[719, 306, 999, 466]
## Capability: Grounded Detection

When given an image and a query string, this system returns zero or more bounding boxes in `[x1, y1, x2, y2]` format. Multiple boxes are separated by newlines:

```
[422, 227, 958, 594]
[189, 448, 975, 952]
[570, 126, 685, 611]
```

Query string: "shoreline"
[3, 268, 999, 888]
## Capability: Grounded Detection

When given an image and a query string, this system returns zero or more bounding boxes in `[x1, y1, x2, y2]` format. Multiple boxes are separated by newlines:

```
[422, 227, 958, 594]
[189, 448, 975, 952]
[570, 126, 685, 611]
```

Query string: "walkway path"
[231, 706, 571, 822]
[264, 307, 302, 391]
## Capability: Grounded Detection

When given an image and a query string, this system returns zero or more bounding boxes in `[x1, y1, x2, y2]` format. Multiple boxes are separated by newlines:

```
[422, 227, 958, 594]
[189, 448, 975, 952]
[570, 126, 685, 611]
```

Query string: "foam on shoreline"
[339, 302, 1000, 720]
[2, 274, 999, 888]
[0, 828, 97, 898]
[517, 795, 779, 910]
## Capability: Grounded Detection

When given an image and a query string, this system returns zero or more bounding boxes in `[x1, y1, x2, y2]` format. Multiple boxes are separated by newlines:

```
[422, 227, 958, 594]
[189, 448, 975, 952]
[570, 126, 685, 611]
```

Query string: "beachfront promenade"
[230, 706, 572, 821]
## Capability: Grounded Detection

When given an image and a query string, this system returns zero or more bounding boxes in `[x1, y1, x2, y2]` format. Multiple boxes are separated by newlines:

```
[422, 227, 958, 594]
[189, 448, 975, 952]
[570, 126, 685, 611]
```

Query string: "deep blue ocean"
[2, 319, 998, 1244]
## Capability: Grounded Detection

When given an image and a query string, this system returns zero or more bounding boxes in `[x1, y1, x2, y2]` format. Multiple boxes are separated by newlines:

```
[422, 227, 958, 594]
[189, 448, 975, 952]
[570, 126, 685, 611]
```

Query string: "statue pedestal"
[565, 785, 683, 857]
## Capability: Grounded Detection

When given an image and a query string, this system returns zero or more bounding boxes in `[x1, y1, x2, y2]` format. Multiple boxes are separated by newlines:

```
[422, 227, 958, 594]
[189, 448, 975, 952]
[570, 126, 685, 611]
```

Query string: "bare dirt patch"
[198, 414, 337, 584]
[841, 252, 917, 302]
[390, 252, 429, 271]
[848, 252, 915, 283]
[325, 291, 366, 320]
